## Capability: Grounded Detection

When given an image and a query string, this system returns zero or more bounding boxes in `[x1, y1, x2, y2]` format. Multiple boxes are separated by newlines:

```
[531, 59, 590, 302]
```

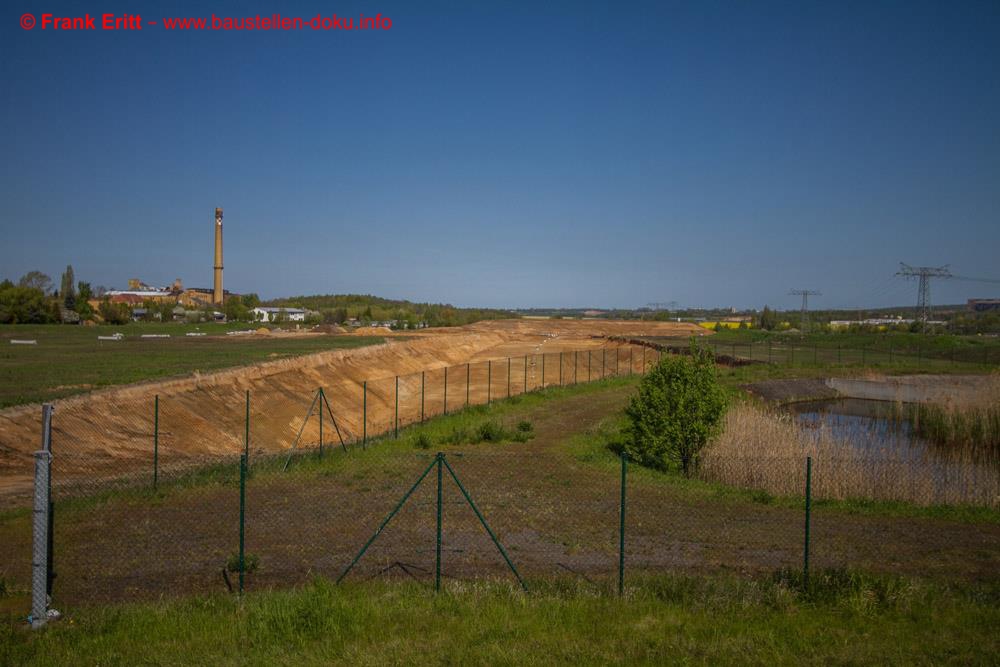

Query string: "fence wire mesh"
[2, 341, 998, 609]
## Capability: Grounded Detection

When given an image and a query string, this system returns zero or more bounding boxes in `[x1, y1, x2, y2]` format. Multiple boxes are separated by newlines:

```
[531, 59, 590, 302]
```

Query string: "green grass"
[0, 323, 385, 407]
[2, 573, 997, 665]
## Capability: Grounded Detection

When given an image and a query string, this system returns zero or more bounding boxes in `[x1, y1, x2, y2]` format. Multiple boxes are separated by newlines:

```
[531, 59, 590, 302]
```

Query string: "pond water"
[786, 398, 929, 460]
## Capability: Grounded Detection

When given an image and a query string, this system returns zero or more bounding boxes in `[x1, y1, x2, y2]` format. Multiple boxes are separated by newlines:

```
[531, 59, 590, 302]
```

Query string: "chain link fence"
[1, 341, 998, 611]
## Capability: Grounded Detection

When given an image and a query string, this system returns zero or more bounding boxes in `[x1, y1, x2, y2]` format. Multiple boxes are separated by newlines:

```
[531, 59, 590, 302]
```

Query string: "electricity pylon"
[788, 289, 821, 332]
[896, 263, 951, 332]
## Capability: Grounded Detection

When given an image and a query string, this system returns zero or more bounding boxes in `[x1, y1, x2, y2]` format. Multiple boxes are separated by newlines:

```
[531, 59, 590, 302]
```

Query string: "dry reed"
[700, 403, 1000, 508]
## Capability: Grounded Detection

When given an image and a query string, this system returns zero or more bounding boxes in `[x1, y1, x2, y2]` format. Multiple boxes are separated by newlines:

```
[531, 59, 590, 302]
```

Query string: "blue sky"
[2, 0, 998, 310]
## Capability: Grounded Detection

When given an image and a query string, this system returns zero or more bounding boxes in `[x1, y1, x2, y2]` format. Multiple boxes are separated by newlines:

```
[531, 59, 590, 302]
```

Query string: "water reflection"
[787, 398, 927, 461]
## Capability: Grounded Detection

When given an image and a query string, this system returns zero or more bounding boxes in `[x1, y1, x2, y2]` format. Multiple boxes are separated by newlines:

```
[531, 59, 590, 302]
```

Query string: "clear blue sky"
[2, 0, 998, 310]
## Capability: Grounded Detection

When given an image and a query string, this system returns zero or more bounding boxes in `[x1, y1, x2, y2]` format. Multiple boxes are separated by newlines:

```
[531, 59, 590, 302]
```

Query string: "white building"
[251, 307, 307, 323]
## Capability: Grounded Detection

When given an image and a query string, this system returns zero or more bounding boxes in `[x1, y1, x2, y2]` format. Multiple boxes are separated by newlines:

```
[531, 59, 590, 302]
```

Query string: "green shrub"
[412, 433, 432, 450]
[442, 427, 471, 445]
[476, 420, 507, 443]
[622, 346, 727, 475]
[516, 420, 534, 433]
[226, 552, 260, 574]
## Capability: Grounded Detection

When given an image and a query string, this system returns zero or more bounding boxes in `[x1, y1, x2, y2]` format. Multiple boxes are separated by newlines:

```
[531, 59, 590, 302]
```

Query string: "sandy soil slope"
[0, 319, 702, 500]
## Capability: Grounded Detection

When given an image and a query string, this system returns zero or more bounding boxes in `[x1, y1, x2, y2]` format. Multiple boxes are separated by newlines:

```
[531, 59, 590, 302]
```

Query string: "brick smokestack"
[213, 207, 224, 305]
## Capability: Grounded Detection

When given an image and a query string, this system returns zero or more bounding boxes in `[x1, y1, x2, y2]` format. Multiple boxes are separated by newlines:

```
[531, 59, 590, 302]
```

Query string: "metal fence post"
[319, 388, 324, 455]
[542, 353, 546, 387]
[436, 452, 443, 593]
[244, 390, 250, 461]
[523, 356, 528, 393]
[619, 452, 627, 597]
[803, 456, 812, 589]
[466, 363, 470, 407]
[443, 367, 448, 415]
[153, 394, 159, 489]
[239, 453, 246, 595]
[602, 348, 606, 378]
[507, 357, 511, 398]
[362, 381, 367, 447]
[559, 352, 563, 385]
[421, 371, 425, 422]
[487, 360, 492, 404]
[31, 404, 54, 629]
[394, 376, 399, 439]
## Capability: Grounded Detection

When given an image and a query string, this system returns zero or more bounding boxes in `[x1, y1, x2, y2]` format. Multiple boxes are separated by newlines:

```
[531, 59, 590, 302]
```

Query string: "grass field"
[3, 574, 998, 665]
[0, 324, 385, 408]
[705, 329, 1000, 367]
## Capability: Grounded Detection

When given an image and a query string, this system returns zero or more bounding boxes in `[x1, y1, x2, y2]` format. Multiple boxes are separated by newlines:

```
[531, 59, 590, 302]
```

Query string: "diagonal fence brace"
[336, 456, 439, 584]
[441, 456, 528, 592]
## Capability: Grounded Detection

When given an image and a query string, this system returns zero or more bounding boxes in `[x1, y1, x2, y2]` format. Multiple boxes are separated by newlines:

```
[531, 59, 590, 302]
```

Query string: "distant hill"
[264, 294, 516, 328]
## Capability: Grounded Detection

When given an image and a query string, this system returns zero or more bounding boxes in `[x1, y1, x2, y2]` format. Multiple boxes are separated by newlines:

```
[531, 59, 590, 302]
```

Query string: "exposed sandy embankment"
[0, 319, 703, 500]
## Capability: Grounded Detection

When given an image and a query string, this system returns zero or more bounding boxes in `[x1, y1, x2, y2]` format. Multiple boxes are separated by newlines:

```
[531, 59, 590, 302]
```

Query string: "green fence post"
[523, 356, 528, 393]
[421, 371, 425, 422]
[803, 456, 812, 589]
[244, 390, 250, 461]
[362, 381, 367, 448]
[619, 452, 627, 597]
[749, 341, 753, 361]
[507, 357, 511, 398]
[575, 351, 579, 384]
[603, 348, 606, 378]
[732, 342, 736, 359]
[487, 360, 492, 405]
[394, 376, 399, 439]
[589, 351, 593, 381]
[629, 346, 633, 375]
[239, 453, 246, 596]
[436, 452, 443, 593]
[444, 367, 448, 415]
[153, 394, 159, 489]
[559, 352, 563, 386]
[319, 388, 324, 455]
[466, 363, 470, 407]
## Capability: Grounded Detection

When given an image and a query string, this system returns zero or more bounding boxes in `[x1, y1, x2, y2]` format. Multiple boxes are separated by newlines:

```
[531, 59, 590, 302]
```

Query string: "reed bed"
[700, 403, 1000, 508]
[906, 376, 1000, 456]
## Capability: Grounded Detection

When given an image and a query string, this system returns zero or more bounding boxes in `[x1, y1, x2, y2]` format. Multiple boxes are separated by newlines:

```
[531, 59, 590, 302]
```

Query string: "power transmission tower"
[895, 263, 952, 332]
[788, 289, 821, 332]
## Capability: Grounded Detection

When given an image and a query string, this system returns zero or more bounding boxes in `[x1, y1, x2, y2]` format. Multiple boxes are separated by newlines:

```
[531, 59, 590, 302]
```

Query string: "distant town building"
[251, 307, 308, 322]
[968, 299, 1000, 313]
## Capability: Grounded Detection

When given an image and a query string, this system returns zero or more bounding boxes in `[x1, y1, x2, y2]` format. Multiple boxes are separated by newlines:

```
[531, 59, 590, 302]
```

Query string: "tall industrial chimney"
[213, 207, 224, 305]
